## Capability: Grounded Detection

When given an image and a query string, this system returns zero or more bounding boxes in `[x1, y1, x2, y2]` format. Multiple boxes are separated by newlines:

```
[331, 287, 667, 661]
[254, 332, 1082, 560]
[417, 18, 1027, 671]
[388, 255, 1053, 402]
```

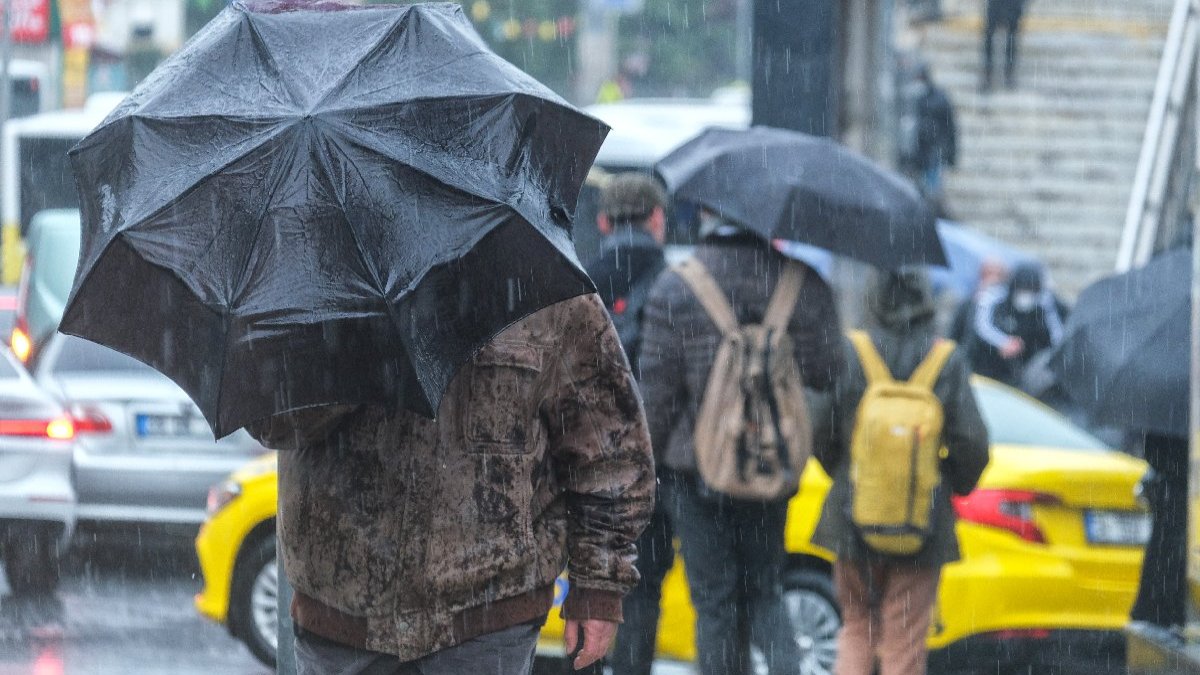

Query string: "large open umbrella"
[655, 126, 945, 268]
[60, 1, 607, 437]
[1050, 249, 1190, 437]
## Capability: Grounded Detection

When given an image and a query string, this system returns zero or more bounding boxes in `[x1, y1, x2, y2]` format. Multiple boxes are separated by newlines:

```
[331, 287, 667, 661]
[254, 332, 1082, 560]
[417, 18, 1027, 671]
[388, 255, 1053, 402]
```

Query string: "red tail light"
[70, 406, 112, 434]
[953, 489, 1059, 544]
[0, 416, 75, 439]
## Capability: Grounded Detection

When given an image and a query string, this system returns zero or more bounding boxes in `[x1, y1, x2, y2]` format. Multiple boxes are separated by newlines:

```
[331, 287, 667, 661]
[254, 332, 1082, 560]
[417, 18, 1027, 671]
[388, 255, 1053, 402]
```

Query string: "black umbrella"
[655, 126, 945, 268]
[61, 1, 607, 437]
[1050, 249, 1190, 437]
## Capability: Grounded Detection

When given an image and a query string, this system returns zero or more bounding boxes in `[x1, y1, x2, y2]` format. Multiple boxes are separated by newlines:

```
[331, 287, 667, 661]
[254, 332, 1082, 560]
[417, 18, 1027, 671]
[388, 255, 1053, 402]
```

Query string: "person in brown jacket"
[248, 293, 655, 674]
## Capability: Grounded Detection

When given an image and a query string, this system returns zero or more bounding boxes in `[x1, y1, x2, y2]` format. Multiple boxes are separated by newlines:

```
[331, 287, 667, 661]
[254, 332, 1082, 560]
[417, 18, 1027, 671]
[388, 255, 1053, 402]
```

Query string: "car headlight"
[206, 480, 242, 516]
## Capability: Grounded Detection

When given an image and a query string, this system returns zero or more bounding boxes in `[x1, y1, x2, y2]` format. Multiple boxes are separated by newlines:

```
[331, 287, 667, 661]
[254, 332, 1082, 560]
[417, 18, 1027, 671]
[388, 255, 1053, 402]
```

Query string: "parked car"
[33, 333, 263, 527]
[194, 452, 278, 666]
[0, 345, 75, 594]
[10, 208, 81, 365]
[193, 378, 1148, 671]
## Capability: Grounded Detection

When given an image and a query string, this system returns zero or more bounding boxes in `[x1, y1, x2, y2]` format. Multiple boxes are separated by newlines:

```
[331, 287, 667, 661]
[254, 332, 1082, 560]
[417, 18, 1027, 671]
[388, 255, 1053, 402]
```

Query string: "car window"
[34, 226, 82, 304]
[50, 336, 156, 375]
[972, 381, 1109, 451]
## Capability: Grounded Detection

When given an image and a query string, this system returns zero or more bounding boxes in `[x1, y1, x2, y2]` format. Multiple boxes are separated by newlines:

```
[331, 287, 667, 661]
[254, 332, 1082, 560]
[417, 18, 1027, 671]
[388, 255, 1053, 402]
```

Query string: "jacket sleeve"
[542, 294, 655, 623]
[937, 351, 991, 495]
[637, 274, 688, 462]
[973, 287, 1012, 349]
[794, 273, 843, 392]
[814, 336, 856, 474]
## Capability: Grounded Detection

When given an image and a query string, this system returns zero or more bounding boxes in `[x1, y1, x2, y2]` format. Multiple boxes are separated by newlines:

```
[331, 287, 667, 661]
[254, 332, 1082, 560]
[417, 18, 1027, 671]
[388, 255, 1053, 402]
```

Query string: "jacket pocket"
[465, 341, 543, 452]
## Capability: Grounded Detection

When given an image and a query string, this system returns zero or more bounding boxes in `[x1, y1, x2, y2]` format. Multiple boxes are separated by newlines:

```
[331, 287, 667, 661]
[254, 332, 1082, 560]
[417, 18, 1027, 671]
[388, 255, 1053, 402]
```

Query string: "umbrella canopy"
[61, 1, 607, 438]
[927, 220, 1040, 298]
[655, 126, 945, 268]
[1050, 249, 1190, 437]
[776, 219, 1042, 293]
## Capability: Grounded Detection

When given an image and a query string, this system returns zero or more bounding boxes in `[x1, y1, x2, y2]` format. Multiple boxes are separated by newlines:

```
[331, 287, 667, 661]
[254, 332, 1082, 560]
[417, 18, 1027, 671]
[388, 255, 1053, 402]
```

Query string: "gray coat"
[811, 321, 990, 567]
[639, 235, 843, 474]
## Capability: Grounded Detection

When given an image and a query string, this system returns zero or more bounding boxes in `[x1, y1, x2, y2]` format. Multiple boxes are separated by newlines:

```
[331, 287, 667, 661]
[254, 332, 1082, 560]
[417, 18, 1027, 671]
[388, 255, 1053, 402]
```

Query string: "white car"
[0, 346, 75, 594]
[34, 334, 263, 527]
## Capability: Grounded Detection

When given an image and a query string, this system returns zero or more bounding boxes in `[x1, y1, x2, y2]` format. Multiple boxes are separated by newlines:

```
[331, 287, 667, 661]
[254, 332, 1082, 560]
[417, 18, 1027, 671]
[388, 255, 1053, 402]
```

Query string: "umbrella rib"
[321, 115, 517, 223]
[244, 13, 305, 109]
[314, 51, 493, 114]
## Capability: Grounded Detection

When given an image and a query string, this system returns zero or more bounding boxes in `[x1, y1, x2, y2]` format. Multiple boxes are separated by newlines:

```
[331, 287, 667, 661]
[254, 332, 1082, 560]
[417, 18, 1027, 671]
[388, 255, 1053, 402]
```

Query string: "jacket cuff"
[560, 587, 625, 623]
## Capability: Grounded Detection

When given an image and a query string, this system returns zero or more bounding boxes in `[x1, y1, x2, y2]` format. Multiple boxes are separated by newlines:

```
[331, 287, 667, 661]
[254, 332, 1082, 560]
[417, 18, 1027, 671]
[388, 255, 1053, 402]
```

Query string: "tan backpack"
[675, 259, 812, 501]
[847, 330, 955, 556]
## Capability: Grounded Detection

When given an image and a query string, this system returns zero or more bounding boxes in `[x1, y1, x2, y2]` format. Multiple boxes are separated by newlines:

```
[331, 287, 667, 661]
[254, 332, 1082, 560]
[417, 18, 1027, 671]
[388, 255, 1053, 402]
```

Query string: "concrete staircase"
[916, 0, 1174, 296]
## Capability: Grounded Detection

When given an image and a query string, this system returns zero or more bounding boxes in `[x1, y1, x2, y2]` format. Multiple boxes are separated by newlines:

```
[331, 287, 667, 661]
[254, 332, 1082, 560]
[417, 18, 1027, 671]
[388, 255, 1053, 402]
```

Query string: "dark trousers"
[1131, 432, 1188, 627]
[983, 1, 1023, 87]
[294, 622, 540, 675]
[610, 485, 675, 675]
[664, 472, 801, 675]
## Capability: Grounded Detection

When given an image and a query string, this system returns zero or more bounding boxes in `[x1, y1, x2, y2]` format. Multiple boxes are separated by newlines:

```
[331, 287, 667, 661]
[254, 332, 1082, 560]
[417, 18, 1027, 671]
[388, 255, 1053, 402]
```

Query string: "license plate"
[1085, 510, 1151, 546]
[135, 414, 209, 439]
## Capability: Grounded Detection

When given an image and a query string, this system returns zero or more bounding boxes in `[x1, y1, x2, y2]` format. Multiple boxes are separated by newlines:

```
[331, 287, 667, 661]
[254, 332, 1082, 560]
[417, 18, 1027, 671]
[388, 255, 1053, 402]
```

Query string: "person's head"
[597, 173, 667, 245]
[978, 257, 1008, 291]
[916, 62, 932, 86]
[867, 267, 935, 331]
[1008, 263, 1044, 313]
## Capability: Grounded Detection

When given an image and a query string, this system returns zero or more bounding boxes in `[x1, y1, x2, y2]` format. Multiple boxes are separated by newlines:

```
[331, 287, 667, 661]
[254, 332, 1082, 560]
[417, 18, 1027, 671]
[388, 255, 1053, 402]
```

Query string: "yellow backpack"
[847, 330, 955, 556]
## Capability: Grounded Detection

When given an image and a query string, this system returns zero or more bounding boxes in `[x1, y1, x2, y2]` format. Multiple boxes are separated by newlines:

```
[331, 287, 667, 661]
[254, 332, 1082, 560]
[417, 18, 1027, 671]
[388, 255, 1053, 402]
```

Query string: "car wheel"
[3, 527, 62, 596]
[752, 569, 841, 675]
[231, 533, 278, 668]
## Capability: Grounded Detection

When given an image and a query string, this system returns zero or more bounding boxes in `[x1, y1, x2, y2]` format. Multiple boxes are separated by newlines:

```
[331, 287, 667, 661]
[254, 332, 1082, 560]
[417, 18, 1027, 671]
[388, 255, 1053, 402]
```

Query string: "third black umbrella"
[655, 126, 945, 268]
[1050, 248, 1190, 437]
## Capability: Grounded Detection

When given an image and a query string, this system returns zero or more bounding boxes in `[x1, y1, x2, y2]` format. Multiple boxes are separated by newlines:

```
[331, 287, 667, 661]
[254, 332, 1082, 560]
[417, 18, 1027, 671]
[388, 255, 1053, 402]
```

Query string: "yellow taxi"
[195, 379, 1149, 672]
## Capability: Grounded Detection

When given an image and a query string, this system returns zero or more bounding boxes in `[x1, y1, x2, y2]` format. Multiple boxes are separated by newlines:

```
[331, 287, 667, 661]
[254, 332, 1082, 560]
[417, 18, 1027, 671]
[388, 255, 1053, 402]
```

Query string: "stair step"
[913, 1, 1164, 296]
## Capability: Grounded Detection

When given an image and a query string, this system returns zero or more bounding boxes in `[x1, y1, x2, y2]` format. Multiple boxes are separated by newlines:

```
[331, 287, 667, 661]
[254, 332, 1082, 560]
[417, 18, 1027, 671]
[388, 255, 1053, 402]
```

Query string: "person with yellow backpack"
[813, 269, 990, 675]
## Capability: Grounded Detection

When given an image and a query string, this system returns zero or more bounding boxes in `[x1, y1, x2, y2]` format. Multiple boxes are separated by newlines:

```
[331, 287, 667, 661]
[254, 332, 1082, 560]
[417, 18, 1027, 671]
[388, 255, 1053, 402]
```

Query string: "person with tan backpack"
[639, 213, 842, 675]
[812, 269, 989, 675]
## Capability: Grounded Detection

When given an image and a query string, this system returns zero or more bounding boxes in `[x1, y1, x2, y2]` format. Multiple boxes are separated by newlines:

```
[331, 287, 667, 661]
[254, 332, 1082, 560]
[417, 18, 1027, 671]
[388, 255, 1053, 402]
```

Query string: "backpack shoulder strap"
[674, 259, 739, 336]
[909, 340, 957, 390]
[762, 261, 806, 331]
[848, 330, 894, 385]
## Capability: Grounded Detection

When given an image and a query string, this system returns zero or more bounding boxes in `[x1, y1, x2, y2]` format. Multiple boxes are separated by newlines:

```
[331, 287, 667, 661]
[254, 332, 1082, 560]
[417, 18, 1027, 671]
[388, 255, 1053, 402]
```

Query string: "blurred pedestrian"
[639, 211, 842, 675]
[814, 269, 989, 675]
[946, 257, 1007, 343]
[587, 173, 668, 377]
[970, 262, 1064, 385]
[913, 65, 958, 212]
[1130, 430, 1189, 629]
[982, 0, 1028, 91]
[585, 173, 671, 675]
[247, 295, 655, 674]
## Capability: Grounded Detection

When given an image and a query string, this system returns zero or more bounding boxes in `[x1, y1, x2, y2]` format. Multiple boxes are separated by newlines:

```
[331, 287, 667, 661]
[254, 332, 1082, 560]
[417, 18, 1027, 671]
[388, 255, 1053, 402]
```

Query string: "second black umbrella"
[655, 126, 945, 268]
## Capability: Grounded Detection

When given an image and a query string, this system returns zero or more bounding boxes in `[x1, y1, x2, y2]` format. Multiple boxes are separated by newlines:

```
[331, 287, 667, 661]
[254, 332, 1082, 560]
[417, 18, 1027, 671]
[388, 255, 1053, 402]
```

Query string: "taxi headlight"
[206, 480, 242, 517]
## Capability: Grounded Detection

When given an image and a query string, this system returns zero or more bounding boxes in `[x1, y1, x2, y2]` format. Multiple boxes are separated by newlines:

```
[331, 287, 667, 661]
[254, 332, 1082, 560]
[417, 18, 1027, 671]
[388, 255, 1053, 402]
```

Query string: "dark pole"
[751, 0, 839, 137]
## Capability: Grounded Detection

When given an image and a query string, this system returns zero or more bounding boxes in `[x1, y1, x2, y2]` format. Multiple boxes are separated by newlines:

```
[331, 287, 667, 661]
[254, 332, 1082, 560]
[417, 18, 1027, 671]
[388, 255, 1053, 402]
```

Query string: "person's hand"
[1000, 337, 1024, 359]
[564, 618, 618, 670]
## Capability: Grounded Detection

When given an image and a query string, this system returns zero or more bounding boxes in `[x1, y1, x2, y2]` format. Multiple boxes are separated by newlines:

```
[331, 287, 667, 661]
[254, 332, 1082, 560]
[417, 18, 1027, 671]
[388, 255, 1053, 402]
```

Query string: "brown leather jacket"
[248, 294, 655, 661]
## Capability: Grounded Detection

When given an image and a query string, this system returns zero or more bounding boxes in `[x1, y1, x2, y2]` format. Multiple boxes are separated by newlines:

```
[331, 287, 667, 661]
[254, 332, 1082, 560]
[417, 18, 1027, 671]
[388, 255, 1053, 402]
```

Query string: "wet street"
[0, 534, 268, 675]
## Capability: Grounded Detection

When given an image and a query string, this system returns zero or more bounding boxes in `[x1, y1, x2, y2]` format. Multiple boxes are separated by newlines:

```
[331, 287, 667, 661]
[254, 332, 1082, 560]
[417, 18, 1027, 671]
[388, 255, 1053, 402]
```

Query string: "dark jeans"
[294, 622, 540, 675]
[1131, 432, 1188, 628]
[664, 472, 801, 675]
[610, 483, 675, 675]
[983, 1, 1023, 87]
